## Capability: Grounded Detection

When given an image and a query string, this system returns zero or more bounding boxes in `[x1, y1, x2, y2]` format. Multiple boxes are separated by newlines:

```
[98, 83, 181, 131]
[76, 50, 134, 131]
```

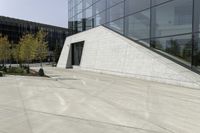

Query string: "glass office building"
[68, 0, 200, 73]
[0, 16, 68, 51]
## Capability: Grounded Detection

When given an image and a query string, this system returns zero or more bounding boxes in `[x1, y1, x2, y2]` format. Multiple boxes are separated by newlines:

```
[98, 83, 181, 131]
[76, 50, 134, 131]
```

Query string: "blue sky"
[0, 0, 68, 28]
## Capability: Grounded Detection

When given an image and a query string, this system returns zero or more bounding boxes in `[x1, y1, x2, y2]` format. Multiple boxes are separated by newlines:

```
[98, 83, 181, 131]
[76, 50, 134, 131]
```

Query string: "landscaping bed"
[0, 66, 48, 77]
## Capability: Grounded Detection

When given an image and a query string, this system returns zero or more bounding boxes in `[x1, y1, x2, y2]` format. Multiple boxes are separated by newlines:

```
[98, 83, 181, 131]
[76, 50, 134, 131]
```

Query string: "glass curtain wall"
[68, 0, 200, 73]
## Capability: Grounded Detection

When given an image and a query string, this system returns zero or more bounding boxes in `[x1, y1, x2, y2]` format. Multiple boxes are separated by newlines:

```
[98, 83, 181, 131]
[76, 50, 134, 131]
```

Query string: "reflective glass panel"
[107, 3, 124, 22]
[193, 33, 200, 70]
[151, 0, 193, 38]
[86, 6, 93, 18]
[77, 2, 82, 13]
[83, 0, 93, 9]
[95, 11, 106, 26]
[125, 0, 150, 15]
[107, 18, 124, 34]
[107, 0, 124, 8]
[194, 0, 200, 32]
[94, 0, 106, 15]
[85, 17, 95, 30]
[151, 34, 192, 64]
[151, 0, 170, 6]
[125, 10, 150, 40]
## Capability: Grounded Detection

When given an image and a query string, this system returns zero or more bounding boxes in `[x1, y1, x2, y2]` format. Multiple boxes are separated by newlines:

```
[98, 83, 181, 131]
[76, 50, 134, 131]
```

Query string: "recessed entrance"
[71, 41, 84, 66]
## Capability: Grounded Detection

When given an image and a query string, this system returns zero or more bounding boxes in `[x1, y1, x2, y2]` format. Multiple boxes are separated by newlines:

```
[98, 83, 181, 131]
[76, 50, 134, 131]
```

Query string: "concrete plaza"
[0, 67, 199, 133]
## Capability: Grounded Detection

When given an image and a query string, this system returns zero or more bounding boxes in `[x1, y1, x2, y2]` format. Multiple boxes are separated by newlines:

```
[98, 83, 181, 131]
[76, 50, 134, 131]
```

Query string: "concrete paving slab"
[0, 67, 200, 133]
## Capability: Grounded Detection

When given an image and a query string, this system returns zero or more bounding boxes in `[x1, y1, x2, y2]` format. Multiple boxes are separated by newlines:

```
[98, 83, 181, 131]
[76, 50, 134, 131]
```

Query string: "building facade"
[68, 0, 200, 73]
[0, 16, 68, 51]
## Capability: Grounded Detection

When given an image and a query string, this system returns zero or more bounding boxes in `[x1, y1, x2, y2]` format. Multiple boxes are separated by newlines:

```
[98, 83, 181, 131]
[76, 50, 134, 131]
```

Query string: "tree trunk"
[27, 59, 29, 67]
[40, 59, 43, 68]
[3, 58, 5, 67]
[9, 58, 11, 68]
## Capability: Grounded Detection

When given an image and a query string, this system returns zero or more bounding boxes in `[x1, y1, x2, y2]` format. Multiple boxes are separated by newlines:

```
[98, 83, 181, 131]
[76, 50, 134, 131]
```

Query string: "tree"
[54, 42, 62, 63]
[19, 33, 36, 66]
[35, 30, 48, 67]
[0, 34, 10, 66]
[12, 44, 21, 65]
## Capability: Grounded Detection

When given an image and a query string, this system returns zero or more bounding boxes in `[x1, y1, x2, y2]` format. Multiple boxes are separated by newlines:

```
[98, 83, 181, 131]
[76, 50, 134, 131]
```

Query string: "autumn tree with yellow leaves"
[0, 35, 11, 66]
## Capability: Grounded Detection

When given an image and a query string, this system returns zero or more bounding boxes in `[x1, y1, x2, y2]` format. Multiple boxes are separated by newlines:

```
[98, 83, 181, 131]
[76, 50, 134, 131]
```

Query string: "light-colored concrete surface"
[0, 67, 200, 133]
[57, 26, 200, 89]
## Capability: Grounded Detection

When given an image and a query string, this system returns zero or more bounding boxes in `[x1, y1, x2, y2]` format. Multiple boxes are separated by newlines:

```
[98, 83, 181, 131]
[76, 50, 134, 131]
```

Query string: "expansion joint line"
[16, 81, 34, 133]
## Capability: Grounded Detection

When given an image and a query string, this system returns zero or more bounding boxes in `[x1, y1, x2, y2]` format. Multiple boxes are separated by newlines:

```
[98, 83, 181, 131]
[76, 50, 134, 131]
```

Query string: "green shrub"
[39, 68, 45, 76]
[26, 66, 30, 74]
[7, 67, 24, 74]
[7, 67, 16, 73]
[0, 71, 4, 77]
[15, 67, 25, 74]
[21, 66, 30, 74]
[0, 66, 8, 72]
[2, 67, 7, 72]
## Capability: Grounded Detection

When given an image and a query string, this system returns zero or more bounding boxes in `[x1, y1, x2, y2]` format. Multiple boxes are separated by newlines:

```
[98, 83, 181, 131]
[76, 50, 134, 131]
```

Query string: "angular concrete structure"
[57, 26, 200, 89]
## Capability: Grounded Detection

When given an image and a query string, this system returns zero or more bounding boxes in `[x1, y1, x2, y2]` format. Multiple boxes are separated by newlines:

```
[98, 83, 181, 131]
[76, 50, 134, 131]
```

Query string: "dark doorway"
[71, 41, 84, 66]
